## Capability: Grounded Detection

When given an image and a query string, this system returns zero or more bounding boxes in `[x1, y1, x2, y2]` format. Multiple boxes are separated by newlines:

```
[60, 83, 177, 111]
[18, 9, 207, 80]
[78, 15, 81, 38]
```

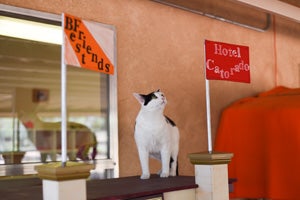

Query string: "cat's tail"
[176, 161, 179, 176]
[170, 157, 179, 176]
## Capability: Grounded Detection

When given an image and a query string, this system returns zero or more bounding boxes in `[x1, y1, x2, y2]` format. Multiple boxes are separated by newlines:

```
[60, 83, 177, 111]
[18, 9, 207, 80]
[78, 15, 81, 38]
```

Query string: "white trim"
[0, 4, 60, 21]
[234, 0, 300, 23]
[109, 26, 119, 177]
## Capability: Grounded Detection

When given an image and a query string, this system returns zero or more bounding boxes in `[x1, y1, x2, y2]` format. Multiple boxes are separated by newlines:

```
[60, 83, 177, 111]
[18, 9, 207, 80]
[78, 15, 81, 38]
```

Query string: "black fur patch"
[141, 89, 160, 106]
[142, 91, 157, 106]
[165, 116, 176, 127]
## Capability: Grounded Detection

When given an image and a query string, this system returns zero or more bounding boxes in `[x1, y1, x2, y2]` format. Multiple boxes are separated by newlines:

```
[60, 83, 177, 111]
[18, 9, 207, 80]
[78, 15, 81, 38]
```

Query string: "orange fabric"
[214, 86, 300, 199]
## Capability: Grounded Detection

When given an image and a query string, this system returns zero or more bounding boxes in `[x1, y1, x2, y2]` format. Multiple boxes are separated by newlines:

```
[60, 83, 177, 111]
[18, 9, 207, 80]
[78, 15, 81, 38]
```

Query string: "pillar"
[35, 161, 94, 200]
[189, 152, 233, 200]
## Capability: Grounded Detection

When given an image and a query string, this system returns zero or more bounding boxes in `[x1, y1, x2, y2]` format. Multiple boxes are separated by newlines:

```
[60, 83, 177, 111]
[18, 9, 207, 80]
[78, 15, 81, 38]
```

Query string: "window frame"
[0, 4, 119, 177]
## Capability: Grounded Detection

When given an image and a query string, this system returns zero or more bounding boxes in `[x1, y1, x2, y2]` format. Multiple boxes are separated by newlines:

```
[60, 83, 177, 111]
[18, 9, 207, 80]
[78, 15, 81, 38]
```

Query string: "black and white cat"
[133, 89, 180, 179]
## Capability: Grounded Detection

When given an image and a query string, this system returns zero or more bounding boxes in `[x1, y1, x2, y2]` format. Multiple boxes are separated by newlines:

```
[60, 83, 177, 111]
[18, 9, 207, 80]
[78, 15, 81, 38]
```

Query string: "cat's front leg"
[138, 148, 150, 179]
[160, 150, 170, 178]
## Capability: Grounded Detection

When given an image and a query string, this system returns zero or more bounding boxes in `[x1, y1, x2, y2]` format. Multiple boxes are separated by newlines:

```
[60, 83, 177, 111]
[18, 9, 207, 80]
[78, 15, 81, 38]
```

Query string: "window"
[0, 5, 118, 178]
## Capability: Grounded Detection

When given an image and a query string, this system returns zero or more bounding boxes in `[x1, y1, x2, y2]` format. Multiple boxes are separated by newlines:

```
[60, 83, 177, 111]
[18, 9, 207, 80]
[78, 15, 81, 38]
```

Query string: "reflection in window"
[0, 9, 117, 178]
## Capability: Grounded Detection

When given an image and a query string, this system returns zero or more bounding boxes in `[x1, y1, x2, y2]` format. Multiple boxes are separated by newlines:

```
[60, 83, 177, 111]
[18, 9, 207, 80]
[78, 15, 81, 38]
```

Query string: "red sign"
[63, 13, 114, 75]
[205, 40, 250, 83]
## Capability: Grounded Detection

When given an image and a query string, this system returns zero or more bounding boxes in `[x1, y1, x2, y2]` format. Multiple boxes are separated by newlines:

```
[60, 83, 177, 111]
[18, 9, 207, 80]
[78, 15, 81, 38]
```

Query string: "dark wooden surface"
[0, 175, 197, 200]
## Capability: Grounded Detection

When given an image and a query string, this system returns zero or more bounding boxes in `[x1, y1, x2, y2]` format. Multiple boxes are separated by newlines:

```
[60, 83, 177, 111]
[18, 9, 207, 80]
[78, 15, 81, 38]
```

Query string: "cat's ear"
[156, 89, 160, 92]
[133, 93, 145, 105]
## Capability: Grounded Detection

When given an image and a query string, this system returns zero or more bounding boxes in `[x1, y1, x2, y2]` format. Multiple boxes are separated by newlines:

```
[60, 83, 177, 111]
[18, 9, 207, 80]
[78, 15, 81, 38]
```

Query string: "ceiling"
[152, 0, 300, 28]
[279, 0, 300, 8]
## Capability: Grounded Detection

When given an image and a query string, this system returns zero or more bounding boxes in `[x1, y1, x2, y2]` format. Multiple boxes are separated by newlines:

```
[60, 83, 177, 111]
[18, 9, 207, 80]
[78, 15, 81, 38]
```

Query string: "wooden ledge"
[87, 175, 197, 199]
[0, 175, 197, 199]
[188, 151, 233, 165]
[35, 162, 94, 181]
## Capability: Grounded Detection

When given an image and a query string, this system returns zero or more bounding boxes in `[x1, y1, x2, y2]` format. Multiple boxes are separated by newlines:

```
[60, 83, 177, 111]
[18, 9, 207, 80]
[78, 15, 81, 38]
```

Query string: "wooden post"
[35, 161, 94, 200]
[189, 152, 233, 200]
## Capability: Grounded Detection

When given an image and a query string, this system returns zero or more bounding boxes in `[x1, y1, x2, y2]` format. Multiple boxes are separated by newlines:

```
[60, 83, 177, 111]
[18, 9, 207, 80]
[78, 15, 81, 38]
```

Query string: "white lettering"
[206, 58, 249, 80]
[206, 59, 215, 70]
[214, 44, 222, 55]
[214, 44, 241, 58]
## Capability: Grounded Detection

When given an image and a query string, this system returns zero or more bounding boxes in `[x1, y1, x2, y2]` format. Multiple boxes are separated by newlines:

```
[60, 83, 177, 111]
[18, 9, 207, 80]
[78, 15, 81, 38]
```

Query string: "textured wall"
[2, 0, 300, 177]
[275, 17, 300, 86]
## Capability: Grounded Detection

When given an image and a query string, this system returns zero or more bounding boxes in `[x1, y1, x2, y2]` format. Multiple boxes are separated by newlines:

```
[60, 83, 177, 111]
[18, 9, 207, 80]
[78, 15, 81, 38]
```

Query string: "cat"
[133, 89, 180, 179]
[19, 111, 97, 162]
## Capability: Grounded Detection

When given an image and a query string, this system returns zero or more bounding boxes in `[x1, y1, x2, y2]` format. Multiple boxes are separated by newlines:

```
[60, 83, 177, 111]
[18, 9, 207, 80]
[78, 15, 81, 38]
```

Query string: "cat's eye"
[151, 94, 158, 99]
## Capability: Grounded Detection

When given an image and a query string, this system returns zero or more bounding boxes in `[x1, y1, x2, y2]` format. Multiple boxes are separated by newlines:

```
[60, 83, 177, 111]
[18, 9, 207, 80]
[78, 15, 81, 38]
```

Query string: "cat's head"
[133, 89, 167, 111]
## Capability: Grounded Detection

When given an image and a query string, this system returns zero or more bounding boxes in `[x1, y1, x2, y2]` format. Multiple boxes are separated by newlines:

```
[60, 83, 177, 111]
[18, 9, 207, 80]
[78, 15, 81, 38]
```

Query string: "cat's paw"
[160, 172, 169, 178]
[170, 171, 176, 176]
[140, 173, 150, 179]
[169, 170, 176, 176]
